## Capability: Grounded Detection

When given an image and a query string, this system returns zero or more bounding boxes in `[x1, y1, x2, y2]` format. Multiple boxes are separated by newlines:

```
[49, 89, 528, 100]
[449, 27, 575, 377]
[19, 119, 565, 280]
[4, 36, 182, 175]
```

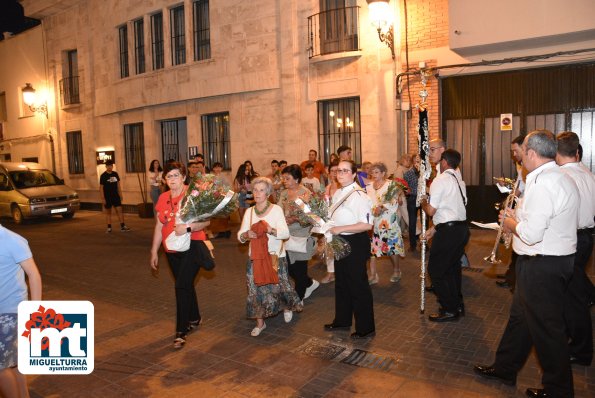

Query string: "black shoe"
[473, 364, 516, 386]
[525, 388, 549, 397]
[569, 356, 591, 366]
[496, 280, 512, 288]
[439, 304, 465, 317]
[429, 311, 459, 322]
[350, 330, 375, 339]
[324, 323, 351, 331]
[425, 285, 434, 292]
[496, 273, 506, 279]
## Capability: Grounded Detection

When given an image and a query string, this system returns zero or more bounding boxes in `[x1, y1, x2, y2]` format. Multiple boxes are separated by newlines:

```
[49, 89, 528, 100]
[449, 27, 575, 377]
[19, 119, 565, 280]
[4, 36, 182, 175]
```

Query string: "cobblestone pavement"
[6, 211, 594, 397]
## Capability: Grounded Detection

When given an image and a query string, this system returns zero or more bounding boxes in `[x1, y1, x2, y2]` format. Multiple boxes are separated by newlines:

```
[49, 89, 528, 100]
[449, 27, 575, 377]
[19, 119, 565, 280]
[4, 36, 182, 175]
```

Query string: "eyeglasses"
[165, 173, 182, 180]
[429, 146, 443, 152]
[337, 168, 352, 174]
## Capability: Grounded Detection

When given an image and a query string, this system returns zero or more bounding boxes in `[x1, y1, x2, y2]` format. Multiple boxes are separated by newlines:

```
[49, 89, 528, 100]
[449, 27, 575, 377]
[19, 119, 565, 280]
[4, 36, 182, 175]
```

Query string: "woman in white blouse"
[324, 160, 376, 339]
[238, 177, 302, 337]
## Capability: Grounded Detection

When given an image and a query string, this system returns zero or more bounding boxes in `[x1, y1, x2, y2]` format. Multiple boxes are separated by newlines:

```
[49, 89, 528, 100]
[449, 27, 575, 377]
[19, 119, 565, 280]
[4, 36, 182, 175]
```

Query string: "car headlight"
[30, 198, 46, 204]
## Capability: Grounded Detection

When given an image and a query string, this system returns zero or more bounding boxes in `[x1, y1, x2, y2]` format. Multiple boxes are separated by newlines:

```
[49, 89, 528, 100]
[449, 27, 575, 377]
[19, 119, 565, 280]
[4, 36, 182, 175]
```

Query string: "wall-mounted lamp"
[22, 83, 48, 118]
[367, 0, 395, 60]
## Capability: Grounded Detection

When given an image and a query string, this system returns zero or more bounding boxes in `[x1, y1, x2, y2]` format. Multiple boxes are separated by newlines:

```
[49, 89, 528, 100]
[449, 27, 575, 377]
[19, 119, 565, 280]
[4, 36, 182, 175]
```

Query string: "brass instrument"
[484, 177, 519, 264]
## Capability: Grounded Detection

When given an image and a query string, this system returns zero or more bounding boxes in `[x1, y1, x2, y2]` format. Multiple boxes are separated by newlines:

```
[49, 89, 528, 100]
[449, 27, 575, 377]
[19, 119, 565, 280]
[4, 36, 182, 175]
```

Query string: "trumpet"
[484, 177, 519, 264]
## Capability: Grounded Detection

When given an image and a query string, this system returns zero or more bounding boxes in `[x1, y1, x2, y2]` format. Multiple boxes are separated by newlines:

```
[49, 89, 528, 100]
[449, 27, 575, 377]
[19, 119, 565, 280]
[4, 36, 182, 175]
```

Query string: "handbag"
[285, 236, 309, 253]
[165, 230, 191, 252]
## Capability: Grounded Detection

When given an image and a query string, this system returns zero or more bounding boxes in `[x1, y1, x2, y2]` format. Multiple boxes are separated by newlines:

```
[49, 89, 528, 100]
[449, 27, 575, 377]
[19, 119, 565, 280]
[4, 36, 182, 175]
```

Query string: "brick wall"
[399, 0, 449, 155]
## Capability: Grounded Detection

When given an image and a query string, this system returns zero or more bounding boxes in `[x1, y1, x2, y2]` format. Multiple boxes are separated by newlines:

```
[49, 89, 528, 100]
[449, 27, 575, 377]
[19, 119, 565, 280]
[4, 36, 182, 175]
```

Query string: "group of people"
[148, 134, 593, 397]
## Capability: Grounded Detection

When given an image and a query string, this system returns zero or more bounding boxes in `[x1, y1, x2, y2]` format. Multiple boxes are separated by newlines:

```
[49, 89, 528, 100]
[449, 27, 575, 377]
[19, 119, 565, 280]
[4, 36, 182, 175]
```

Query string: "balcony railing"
[59, 76, 80, 106]
[308, 6, 360, 58]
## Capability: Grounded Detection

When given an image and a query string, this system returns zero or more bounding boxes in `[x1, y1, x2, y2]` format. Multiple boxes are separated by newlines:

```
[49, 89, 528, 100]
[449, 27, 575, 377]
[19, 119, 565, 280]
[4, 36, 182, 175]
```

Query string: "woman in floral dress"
[366, 162, 405, 284]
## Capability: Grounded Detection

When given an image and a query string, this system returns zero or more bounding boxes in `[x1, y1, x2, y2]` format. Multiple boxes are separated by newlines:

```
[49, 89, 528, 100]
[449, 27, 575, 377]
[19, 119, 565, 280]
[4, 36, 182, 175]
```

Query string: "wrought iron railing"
[308, 6, 360, 58]
[59, 76, 80, 106]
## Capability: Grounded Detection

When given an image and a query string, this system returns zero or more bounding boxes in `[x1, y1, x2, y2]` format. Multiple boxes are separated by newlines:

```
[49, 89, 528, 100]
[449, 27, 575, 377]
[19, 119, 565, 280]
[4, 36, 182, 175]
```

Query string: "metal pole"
[416, 69, 431, 313]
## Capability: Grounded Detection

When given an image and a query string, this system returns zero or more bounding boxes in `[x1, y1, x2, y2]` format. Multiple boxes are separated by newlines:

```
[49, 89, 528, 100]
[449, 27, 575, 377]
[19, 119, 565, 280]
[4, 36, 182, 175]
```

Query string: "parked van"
[0, 162, 80, 223]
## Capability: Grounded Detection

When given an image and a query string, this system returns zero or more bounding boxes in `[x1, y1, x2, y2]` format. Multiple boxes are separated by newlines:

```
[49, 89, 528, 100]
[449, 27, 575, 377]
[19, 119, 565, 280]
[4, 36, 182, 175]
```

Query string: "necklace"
[373, 180, 385, 190]
[254, 201, 271, 216]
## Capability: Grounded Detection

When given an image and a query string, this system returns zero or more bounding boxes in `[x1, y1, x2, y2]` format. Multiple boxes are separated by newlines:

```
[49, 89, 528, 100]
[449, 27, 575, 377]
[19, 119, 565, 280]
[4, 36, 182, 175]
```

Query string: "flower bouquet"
[178, 173, 238, 223]
[383, 178, 410, 204]
[294, 194, 351, 261]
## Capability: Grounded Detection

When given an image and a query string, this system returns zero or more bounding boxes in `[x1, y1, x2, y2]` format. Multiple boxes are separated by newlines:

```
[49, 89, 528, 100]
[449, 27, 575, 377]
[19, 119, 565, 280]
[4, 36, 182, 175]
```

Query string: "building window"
[308, 0, 359, 57]
[170, 5, 186, 66]
[151, 12, 164, 70]
[318, 97, 361, 165]
[134, 18, 145, 74]
[118, 25, 129, 78]
[60, 49, 80, 106]
[124, 123, 146, 173]
[193, 0, 211, 61]
[66, 131, 84, 174]
[201, 112, 230, 170]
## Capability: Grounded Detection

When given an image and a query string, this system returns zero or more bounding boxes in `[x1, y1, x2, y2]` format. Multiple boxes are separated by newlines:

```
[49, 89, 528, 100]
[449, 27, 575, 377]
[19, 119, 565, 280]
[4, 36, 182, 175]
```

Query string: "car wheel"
[62, 212, 75, 219]
[11, 205, 23, 224]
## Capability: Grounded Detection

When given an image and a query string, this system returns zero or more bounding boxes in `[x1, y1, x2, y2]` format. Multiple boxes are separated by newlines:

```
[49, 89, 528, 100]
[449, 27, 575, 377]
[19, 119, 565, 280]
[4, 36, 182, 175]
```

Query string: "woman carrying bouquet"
[366, 162, 405, 284]
[150, 162, 210, 349]
[320, 160, 340, 284]
[238, 177, 302, 337]
[325, 160, 375, 339]
[278, 164, 319, 303]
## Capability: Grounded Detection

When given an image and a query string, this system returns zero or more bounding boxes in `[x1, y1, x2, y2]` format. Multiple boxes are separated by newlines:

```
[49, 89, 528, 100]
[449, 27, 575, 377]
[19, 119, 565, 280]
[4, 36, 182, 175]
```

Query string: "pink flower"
[191, 190, 199, 197]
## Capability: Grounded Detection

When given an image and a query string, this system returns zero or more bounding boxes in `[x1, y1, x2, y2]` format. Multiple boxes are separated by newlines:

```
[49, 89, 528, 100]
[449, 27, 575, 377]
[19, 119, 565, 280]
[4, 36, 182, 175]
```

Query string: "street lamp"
[22, 83, 48, 118]
[366, 0, 395, 59]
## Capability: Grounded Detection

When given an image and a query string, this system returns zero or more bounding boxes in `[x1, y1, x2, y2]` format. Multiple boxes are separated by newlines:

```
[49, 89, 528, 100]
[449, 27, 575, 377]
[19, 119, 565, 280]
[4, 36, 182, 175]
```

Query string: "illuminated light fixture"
[22, 83, 48, 118]
[366, 0, 395, 59]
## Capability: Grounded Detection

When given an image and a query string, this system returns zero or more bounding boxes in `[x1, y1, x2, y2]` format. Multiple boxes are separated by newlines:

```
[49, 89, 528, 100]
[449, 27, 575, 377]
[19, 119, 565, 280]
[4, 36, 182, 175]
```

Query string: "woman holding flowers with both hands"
[324, 160, 375, 339]
[238, 177, 302, 337]
[366, 162, 406, 285]
[278, 164, 320, 304]
[150, 162, 210, 349]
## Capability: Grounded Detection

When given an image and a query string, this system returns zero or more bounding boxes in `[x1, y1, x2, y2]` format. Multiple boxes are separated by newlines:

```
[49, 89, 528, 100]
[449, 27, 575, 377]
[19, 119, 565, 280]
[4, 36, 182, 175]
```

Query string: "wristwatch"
[186, 225, 192, 233]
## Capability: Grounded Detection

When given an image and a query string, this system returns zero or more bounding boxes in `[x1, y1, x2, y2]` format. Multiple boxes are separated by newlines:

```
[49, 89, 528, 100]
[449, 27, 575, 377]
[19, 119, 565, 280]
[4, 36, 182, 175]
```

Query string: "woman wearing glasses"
[150, 162, 210, 349]
[324, 160, 376, 339]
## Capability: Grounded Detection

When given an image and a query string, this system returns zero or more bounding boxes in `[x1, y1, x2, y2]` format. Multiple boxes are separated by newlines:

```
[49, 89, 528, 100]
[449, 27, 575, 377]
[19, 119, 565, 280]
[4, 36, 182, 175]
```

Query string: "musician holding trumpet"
[474, 130, 579, 398]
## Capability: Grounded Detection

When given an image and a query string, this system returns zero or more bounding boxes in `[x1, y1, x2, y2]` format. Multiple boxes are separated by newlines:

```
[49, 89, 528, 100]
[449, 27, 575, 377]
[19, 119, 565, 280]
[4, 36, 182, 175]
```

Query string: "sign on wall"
[96, 151, 115, 165]
[500, 113, 513, 131]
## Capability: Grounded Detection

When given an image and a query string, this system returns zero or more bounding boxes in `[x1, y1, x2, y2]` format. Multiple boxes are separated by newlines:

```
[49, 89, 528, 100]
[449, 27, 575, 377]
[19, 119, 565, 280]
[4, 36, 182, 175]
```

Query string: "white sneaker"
[304, 279, 320, 299]
[284, 311, 293, 323]
[250, 322, 266, 337]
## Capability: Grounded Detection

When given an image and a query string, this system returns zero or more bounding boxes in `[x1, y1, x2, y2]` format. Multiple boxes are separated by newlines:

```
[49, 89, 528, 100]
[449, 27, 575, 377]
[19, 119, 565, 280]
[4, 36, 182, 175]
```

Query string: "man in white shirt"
[474, 130, 579, 398]
[420, 149, 469, 322]
[556, 131, 594, 367]
[496, 134, 526, 291]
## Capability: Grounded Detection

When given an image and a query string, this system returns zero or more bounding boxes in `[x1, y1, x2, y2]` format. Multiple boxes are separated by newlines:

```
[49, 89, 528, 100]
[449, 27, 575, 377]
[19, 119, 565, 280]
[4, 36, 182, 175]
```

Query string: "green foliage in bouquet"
[178, 174, 238, 223]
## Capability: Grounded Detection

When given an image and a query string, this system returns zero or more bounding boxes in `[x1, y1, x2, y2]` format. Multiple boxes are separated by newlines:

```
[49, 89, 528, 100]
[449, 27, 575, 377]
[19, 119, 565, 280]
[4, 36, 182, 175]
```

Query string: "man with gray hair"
[556, 131, 594, 367]
[474, 130, 579, 398]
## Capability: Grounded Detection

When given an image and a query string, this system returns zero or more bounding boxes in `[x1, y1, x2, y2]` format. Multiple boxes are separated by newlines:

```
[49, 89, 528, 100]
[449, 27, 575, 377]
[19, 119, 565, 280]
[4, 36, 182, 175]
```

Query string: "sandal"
[173, 333, 186, 349]
[187, 319, 202, 334]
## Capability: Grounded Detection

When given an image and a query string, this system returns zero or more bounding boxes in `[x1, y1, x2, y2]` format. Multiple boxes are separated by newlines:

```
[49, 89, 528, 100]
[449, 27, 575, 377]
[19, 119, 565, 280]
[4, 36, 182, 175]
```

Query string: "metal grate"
[297, 338, 396, 372]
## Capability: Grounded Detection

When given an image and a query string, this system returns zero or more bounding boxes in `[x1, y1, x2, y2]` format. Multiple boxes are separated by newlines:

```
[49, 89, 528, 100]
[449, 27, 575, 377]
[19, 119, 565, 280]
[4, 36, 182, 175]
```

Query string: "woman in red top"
[150, 162, 210, 349]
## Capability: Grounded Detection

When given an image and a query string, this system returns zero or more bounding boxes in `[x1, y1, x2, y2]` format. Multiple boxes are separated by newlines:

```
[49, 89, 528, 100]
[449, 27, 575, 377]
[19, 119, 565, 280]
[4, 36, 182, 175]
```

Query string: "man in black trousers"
[421, 149, 469, 322]
[556, 131, 594, 367]
[474, 130, 579, 398]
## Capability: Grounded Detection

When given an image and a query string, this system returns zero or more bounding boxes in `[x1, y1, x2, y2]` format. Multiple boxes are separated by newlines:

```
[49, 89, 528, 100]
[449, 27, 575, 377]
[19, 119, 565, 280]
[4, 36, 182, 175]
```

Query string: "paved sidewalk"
[7, 211, 594, 397]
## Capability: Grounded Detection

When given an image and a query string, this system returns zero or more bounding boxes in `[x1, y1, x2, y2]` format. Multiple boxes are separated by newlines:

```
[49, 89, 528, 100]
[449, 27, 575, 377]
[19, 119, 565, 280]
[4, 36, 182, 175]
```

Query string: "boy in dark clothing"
[99, 161, 130, 232]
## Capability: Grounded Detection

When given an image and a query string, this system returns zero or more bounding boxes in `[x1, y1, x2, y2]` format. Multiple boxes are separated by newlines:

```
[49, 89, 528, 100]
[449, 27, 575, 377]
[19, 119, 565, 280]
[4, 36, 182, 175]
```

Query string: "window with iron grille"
[318, 97, 361, 165]
[201, 112, 230, 170]
[118, 25, 129, 78]
[134, 18, 145, 74]
[124, 123, 146, 173]
[66, 131, 84, 174]
[151, 12, 164, 70]
[170, 5, 186, 66]
[193, 0, 211, 61]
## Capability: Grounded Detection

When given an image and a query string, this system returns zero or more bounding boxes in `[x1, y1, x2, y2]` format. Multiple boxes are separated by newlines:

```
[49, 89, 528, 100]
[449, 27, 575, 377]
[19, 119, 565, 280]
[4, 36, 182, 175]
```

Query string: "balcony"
[308, 6, 360, 59]
[59, 76, 80, 106]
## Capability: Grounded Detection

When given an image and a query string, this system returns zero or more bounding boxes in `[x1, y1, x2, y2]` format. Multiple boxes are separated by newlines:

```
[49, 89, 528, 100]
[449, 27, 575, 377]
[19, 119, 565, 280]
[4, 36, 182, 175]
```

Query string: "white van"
[0, 162, 80, 223]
